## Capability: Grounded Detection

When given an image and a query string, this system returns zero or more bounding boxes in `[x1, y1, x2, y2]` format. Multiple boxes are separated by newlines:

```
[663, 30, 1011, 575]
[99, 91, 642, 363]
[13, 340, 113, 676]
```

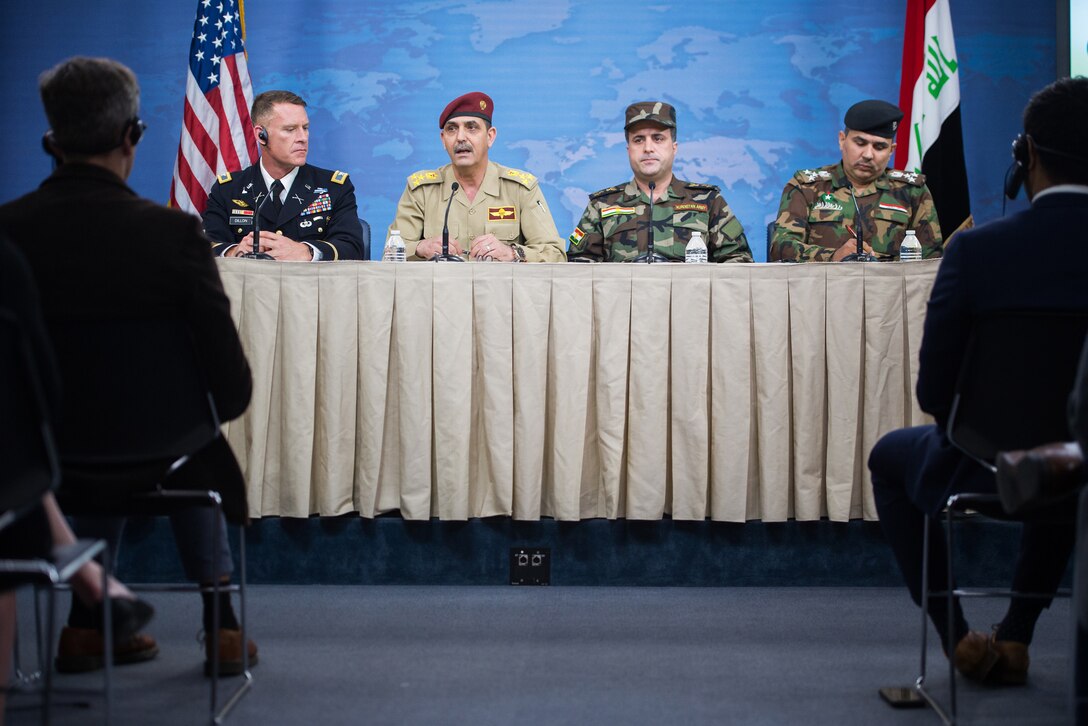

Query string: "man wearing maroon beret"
[390, 91, 565, 262]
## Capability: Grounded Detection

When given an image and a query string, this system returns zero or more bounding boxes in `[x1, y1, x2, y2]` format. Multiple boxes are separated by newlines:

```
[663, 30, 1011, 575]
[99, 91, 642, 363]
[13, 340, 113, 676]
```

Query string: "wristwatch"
[512, 245, 526, 262]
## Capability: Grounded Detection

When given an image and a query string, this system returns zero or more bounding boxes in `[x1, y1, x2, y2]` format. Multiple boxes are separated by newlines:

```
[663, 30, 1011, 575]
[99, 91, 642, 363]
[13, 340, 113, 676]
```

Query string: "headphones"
[257, 127, 268, 145]
[1003, 134, 1029, 200]
[40, 117, 146, 162]
[1005, 132, 1088, 200]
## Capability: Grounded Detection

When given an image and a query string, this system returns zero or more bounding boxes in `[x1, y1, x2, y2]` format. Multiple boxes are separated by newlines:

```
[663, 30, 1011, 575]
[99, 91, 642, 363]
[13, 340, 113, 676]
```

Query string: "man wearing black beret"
[770, 99, 943, 262]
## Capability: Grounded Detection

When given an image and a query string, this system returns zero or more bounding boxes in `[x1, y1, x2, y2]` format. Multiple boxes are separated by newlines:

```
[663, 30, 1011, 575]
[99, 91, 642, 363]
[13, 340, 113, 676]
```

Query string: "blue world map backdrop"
[1, 1, 1056, 260]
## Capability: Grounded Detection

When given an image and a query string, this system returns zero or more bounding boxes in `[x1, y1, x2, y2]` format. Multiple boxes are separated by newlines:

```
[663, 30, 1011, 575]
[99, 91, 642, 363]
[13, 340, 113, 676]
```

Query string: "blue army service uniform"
[203, 163, 364, 260]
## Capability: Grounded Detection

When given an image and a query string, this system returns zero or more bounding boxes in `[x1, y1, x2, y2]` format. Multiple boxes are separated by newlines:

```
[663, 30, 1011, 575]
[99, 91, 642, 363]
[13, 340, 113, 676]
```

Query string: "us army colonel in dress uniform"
[770, 99, 943, 262]
[567, 101, 752, 263]
[390, 91, 565, 262]
[203, 90, 364, 261]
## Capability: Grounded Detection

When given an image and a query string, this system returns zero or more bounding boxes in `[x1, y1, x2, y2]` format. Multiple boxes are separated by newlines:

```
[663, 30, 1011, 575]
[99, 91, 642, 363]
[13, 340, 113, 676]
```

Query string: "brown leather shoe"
[990, 638, 1030, 685]
[55, 627, 159, 673]
[953, 631, 1000, 682]
[203, 628, 258, 677]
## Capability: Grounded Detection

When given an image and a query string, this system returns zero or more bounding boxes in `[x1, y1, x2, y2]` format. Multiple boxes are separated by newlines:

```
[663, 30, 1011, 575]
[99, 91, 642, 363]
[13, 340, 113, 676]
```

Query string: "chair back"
[0, 308, 60, 527]
[49, 316, 221, 466]
[948, 310, 1088, 467]
[358, 217, 371, 260]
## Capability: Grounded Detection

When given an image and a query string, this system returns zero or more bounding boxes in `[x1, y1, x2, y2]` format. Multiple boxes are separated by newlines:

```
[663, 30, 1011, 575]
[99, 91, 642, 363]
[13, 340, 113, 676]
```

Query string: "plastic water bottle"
[899, 229, 922, 262]
[383, 229, 406, 262]
[685, 231, 708, 264]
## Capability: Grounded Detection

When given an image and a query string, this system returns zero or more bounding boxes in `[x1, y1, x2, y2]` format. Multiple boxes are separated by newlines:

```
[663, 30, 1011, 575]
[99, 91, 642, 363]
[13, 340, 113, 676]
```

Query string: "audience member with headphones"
[0, 56, 258, 677]
[202, 90, 365, 260]
[868, 75, 1088, 688]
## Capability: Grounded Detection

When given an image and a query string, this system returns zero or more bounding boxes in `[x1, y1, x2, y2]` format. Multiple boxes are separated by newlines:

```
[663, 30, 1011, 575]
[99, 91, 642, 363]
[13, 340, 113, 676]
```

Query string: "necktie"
[269, 179, 284, 215]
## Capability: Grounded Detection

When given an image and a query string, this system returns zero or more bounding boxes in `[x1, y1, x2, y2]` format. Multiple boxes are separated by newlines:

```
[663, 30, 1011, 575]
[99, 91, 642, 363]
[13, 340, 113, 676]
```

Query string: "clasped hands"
[229, 230, 314, 260]
[416, 233, 516, 262]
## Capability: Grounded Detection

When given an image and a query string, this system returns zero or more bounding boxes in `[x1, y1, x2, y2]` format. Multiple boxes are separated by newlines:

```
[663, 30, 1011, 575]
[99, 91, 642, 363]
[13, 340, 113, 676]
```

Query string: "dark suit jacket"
[908, 190, 1088, 512]
[0, 162, 252, 459]
[203, 162, 364, 260]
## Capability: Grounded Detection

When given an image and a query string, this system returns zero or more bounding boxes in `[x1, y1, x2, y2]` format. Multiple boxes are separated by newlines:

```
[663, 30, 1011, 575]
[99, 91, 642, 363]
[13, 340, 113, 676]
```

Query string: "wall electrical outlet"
[510, 547, 550, 585]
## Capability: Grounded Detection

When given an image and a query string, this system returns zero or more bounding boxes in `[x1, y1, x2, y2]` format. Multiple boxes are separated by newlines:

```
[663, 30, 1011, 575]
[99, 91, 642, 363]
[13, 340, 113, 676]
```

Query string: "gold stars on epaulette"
[504, 169, 537, 188]
[217, 171, 233, 184]
[330, 170, 349, 185]
[408, 170, 442, 189]
[887, 169, 925, 186]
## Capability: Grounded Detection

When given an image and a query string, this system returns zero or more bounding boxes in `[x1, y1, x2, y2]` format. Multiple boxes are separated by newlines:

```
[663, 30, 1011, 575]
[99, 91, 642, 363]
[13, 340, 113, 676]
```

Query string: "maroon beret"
[439, 92, 494, 128]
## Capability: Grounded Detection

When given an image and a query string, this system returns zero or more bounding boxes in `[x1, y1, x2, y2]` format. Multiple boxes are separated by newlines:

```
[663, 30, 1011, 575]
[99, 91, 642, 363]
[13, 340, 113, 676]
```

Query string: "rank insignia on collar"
[232, 199, 248, 208]
[488, 206, 516, 221]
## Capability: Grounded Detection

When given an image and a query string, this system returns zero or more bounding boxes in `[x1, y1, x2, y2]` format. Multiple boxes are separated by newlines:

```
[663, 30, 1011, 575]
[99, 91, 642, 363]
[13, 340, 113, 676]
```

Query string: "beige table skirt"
[217, 258, 939, 522]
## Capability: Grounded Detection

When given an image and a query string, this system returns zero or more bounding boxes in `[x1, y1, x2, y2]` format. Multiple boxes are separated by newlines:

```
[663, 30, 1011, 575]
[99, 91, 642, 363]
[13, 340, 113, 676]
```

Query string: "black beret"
[843, 100, 903, 139]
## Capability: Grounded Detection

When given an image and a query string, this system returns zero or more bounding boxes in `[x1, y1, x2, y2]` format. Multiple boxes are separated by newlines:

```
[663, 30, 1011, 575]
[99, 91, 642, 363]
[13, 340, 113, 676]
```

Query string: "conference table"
[216, 258, 940, 523]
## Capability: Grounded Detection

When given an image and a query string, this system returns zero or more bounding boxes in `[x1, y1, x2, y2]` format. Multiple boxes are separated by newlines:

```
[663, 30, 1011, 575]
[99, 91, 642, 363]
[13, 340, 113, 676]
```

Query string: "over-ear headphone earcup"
[257, 128, 268, 145]
[1004, 133, 1028, 200]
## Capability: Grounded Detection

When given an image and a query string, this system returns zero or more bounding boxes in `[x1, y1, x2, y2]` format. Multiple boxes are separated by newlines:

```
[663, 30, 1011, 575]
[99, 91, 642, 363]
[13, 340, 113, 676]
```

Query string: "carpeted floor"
[6, 586, 1073, 725]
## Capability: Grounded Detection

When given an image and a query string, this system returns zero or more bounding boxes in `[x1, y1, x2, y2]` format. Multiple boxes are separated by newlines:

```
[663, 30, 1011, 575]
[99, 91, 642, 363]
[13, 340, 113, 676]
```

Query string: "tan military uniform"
[390, 161, 566, 262]
[771, 162, 943, 262]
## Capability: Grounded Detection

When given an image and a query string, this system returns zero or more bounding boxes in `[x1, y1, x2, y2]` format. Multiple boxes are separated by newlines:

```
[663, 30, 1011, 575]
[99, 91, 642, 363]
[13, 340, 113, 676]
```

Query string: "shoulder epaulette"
[503, 168, 537, 189]
[589, 184, 625, 200]
[217, 171, 233, 184]
[793, 168, 832, 184]
[330, 170, 349, 185]
[685, 181, 720, 193]
[887, 169, 926, 187]
[407, 169, 442, 190]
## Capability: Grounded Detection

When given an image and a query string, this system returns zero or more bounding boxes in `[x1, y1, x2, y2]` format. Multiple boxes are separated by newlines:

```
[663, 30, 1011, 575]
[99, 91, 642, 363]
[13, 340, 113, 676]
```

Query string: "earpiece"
[41, 131, 61, 166]
[1004, 133, 1028, 200]
[124, 118, 146, 147]
[257, 127, 268, 145]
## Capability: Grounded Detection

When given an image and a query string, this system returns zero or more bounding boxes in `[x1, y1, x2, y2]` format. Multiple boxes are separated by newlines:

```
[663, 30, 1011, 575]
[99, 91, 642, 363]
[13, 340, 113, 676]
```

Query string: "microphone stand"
[841, 191, 875, 262]
[240, 186, 275, 260]
[632, 181, 665, 263]
[433, 181, 464, 262]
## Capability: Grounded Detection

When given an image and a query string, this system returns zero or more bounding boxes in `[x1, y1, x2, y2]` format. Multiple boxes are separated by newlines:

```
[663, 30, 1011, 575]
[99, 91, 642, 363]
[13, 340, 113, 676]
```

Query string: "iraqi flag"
[895, 0, 973, 238]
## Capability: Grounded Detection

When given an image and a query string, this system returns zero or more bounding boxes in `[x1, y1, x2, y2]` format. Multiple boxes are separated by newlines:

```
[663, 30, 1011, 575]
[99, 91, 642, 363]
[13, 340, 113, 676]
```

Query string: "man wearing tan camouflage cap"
[390, 91, 565, 262]
[770, 99, 943, 262]
[567, 101, 752, 262]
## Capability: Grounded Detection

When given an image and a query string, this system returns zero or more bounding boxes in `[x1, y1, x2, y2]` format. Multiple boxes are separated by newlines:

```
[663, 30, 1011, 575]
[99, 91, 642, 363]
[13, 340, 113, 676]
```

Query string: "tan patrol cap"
[624, 101, 677, 131]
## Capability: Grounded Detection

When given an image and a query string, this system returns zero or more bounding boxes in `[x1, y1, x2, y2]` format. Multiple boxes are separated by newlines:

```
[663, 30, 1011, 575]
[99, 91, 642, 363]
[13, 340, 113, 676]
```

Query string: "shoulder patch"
[217, 171, 233, 184]
[504, 168, 537, 189]
[685, 182, 720, 193]
[793, 168, 832, 184]
[589, 184, 625, 200]
[407, 170, 442, 190]
[330, 170, 349, 185]
[887, 169, 926, 187]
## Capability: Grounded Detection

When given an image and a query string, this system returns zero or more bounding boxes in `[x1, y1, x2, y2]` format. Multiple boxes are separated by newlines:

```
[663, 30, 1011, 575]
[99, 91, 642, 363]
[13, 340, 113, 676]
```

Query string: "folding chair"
[0, 306, 113, 724]
[49, 316, 252, 724]
[914, 310, 1088, 724]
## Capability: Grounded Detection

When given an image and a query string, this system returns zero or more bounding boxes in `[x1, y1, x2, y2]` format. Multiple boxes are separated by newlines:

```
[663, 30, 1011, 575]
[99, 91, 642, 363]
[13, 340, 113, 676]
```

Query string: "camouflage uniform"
[390, 161, 566, 262]
[567, 177, 752, 262]
[770, 162, 943, 262]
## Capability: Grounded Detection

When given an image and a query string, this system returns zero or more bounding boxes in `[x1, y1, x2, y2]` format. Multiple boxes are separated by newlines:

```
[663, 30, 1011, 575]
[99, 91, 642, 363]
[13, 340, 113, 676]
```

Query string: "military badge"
[301, 193, 333, 216]
[878, 202, 908, 215]
[568, 227, 586, 245]
[812, 193, 844, 212]
[231, 209, 254, 216]
[331, 170, 348, 185]
[217, 171, 233, 184]
[601, 206, 636, 218]
[674, 203, 708, 213]
[231, 199, 249, 208]
[488, 206, 516, 221]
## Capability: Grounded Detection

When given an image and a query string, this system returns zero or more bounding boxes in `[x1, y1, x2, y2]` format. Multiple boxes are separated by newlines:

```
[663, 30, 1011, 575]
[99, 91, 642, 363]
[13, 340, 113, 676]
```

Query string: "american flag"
[170, 0, 259, 214]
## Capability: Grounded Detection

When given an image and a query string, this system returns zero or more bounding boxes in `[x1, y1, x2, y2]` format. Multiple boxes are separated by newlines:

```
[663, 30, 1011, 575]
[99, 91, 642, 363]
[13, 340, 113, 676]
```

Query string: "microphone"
[240, 185, 275, 260]
[842, 190, 874, 262]
[632, 181, 659, 263]
[434, 181, 464, 262]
